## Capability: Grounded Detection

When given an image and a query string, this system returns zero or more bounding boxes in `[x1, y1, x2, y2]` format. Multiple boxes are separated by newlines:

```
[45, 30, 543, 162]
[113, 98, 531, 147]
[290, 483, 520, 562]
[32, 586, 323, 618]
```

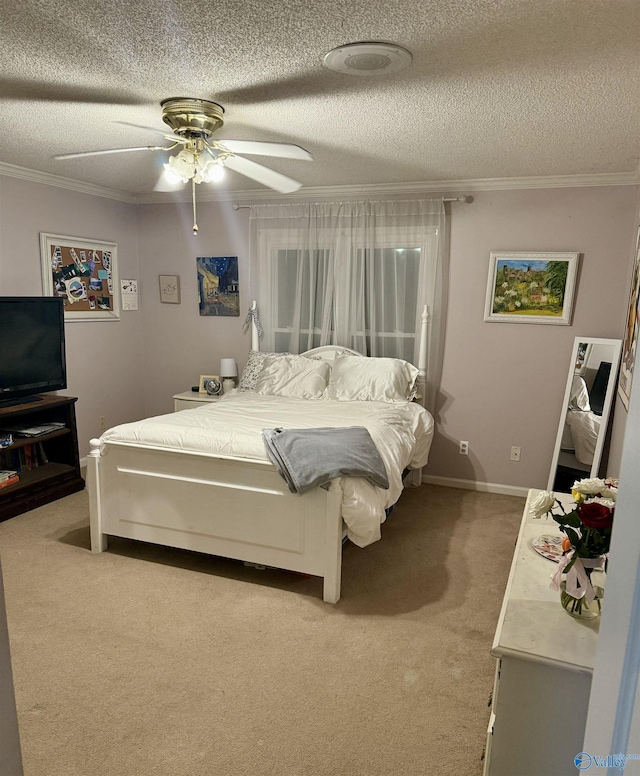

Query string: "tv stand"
[0, 395, 84, 522]
[0, 395, 43, 409]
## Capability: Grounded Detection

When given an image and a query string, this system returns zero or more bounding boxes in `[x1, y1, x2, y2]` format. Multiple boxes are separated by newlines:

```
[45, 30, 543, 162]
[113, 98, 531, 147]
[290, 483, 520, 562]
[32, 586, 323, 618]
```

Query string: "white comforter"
[565, 409, 601, 465]
[99, 391, 435, 547]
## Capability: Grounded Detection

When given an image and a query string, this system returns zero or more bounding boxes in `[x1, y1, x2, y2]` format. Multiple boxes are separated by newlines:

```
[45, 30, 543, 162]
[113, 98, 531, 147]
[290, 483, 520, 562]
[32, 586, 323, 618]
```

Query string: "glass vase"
[560, 580, 604, 620]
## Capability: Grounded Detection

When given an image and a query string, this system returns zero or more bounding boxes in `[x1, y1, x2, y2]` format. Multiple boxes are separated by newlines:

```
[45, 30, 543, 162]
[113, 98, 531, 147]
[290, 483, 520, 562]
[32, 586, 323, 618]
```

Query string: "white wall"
[133, 185, 638, 489]
[135, 200, 250, 418]
[583, 191, 640, 757]
[427, 186, 637, 490]
[1, 176, 638, 487]
[0, 176, 146, 458]
[583, 324, 640, 758]
[604, 185, 640, 478]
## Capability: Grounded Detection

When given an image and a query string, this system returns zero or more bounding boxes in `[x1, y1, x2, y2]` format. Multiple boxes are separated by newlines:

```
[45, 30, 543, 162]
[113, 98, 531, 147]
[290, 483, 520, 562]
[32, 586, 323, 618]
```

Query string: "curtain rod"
[232, 195, 471, 210]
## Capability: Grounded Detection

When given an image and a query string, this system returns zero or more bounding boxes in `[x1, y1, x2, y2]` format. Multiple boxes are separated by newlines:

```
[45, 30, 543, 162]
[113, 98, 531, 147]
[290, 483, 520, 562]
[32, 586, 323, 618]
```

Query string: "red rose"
[579, 501, 614, 530]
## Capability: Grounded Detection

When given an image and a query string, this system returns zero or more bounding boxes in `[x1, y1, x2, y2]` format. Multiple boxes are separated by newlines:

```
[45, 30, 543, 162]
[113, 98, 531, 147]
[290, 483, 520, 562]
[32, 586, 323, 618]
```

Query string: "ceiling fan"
[54, 97, 313, 233]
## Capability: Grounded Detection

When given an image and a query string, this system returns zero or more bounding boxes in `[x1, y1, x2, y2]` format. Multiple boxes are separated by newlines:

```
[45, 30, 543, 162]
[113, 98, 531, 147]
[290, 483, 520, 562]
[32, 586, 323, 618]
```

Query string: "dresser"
[483, 489, 599, 776]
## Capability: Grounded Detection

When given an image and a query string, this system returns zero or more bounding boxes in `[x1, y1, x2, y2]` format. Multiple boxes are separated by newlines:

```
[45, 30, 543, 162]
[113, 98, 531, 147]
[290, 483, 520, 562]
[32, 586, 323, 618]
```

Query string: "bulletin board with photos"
[40, 233, 119, 320]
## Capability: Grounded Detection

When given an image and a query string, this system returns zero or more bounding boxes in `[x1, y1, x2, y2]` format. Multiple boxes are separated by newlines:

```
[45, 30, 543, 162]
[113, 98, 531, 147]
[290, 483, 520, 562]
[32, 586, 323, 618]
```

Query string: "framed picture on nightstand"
[198, 375, 223, 396]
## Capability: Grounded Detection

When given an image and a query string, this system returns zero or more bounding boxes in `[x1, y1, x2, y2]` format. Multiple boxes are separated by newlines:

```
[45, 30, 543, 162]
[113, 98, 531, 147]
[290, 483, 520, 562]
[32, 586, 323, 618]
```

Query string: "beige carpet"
[0, 484, 524, 776]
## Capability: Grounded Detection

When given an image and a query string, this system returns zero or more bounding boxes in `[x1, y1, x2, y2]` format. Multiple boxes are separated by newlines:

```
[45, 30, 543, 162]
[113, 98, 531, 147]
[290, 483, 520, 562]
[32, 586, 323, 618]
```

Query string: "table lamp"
[220, 358, 238, 394]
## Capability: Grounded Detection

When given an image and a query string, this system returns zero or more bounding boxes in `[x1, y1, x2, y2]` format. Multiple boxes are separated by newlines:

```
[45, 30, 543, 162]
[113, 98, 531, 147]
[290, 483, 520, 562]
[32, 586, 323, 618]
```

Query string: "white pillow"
[254, 354, 331, 399]
[238, 350, 289, 391]
[327, 353, 419, 403]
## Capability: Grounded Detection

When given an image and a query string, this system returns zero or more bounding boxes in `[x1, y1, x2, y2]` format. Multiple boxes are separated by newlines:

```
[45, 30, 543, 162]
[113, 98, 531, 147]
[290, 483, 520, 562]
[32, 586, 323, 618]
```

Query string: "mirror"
[548, 337, 623, 492]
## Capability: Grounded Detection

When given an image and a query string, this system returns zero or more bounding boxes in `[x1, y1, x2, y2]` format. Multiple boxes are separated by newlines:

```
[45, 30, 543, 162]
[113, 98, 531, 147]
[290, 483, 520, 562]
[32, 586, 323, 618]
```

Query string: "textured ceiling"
[1, 0, 639, 198]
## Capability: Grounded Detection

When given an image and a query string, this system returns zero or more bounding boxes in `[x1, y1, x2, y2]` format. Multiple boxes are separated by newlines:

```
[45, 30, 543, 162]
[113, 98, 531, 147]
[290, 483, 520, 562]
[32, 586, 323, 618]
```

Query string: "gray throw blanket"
[262, 426, 389, 495]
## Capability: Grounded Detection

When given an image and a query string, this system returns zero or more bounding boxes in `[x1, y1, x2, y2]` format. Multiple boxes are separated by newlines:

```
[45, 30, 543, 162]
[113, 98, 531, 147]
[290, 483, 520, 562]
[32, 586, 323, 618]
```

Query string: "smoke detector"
[323, 42, 413, 76]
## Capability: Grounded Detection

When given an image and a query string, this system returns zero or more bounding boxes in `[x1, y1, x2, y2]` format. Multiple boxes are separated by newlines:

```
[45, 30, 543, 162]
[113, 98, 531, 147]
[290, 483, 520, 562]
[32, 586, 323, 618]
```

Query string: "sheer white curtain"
[249, 199, 446, 412]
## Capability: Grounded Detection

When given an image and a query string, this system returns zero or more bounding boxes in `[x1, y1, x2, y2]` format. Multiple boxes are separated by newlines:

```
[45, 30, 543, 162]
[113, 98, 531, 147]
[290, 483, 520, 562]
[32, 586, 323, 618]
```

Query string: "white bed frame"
[87, 303, 429, 603]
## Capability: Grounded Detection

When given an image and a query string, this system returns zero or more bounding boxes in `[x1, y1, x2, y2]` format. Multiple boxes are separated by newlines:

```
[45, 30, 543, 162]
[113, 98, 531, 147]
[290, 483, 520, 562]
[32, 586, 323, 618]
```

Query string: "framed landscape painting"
[484, 252, 579, 325]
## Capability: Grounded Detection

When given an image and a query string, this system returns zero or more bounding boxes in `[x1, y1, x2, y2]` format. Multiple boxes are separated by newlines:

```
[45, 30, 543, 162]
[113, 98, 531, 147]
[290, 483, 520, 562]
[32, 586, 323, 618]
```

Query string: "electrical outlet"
[99, 416, 106, 430]
[459, 440, 469, 455]
[510, 446, 521, 462]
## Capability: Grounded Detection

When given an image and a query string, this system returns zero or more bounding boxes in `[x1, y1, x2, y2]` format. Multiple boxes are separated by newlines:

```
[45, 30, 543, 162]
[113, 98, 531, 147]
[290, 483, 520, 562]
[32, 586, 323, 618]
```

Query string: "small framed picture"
[159, 275, 181, 304]
[198, 375, 223, 395]
[484, 252, 579, 325]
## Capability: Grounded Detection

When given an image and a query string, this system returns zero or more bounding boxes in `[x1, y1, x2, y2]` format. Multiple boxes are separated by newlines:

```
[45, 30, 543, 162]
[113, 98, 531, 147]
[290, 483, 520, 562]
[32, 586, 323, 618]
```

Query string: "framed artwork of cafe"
[40, 233, 119, 321]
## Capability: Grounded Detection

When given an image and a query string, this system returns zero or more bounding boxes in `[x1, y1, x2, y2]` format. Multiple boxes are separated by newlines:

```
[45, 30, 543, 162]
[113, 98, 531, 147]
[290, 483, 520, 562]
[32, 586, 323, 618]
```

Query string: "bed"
[87, 307, 434, 602]
[560, 374, 601, 467]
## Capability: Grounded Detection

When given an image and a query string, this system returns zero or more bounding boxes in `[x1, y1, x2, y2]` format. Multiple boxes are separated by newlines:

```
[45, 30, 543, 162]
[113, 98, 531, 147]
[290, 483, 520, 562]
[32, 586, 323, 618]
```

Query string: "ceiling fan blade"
[114, 122, 185, 144]
[213, 139, 312, 161]
[54, 145, 170, 160]
[223, 155, 303, 193]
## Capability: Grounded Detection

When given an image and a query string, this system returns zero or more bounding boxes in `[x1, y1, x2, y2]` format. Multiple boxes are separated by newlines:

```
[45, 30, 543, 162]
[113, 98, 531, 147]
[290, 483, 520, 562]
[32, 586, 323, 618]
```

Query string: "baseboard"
[421, 474, 529, 498]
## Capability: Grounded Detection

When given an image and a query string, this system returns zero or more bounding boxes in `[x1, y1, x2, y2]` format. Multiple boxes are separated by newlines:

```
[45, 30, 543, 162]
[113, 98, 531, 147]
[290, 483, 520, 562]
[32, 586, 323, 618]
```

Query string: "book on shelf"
[0, 449, 18, 472]
[20, 444, 42, 472]
[0, 469, 18, 483]
[0, 475, 19, 490]
[0, 443, 46, 474]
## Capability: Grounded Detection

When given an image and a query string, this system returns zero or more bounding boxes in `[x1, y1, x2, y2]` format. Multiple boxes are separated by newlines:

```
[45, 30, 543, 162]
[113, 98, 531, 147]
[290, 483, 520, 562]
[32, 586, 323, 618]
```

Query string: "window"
[273, 248, 333, 352]
[250, 200, 445, 410]
[263, 227, 435, 363]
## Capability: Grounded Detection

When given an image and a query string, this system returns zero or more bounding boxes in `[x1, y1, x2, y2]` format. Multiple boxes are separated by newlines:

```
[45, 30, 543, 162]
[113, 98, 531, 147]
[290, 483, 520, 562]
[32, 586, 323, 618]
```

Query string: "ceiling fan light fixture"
[163, 165, 186, 185]
[164, 146, 226, 185]
[165, 149, 196, 183]
[323, 42, 412, 76]
[199, 159, 225, 183]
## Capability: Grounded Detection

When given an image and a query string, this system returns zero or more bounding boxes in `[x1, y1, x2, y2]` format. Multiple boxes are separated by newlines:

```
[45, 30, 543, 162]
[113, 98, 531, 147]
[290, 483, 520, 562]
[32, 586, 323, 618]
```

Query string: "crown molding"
[138, 171, 640, 205]
[1, 160, 638, 206]
[0, 161, 137, 203]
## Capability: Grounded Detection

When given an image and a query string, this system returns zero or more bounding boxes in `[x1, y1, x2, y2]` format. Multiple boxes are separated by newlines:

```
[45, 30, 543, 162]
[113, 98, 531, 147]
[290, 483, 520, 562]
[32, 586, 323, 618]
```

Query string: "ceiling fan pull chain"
[192, 178, 198, 235]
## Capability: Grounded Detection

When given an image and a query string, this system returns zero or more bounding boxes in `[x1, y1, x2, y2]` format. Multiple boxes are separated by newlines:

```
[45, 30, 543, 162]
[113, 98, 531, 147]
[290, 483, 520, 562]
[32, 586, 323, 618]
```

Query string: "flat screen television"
[0, 296, 67, 407]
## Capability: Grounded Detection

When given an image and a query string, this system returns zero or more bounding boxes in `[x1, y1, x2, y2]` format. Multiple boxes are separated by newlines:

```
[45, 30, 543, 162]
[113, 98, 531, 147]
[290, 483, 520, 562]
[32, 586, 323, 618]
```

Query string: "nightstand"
[173, 391, 222, 412]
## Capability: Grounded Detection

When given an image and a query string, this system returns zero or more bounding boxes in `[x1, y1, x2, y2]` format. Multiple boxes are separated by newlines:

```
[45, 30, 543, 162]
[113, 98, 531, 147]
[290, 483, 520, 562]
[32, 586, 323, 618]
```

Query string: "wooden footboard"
[86, 439, 344, 602]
